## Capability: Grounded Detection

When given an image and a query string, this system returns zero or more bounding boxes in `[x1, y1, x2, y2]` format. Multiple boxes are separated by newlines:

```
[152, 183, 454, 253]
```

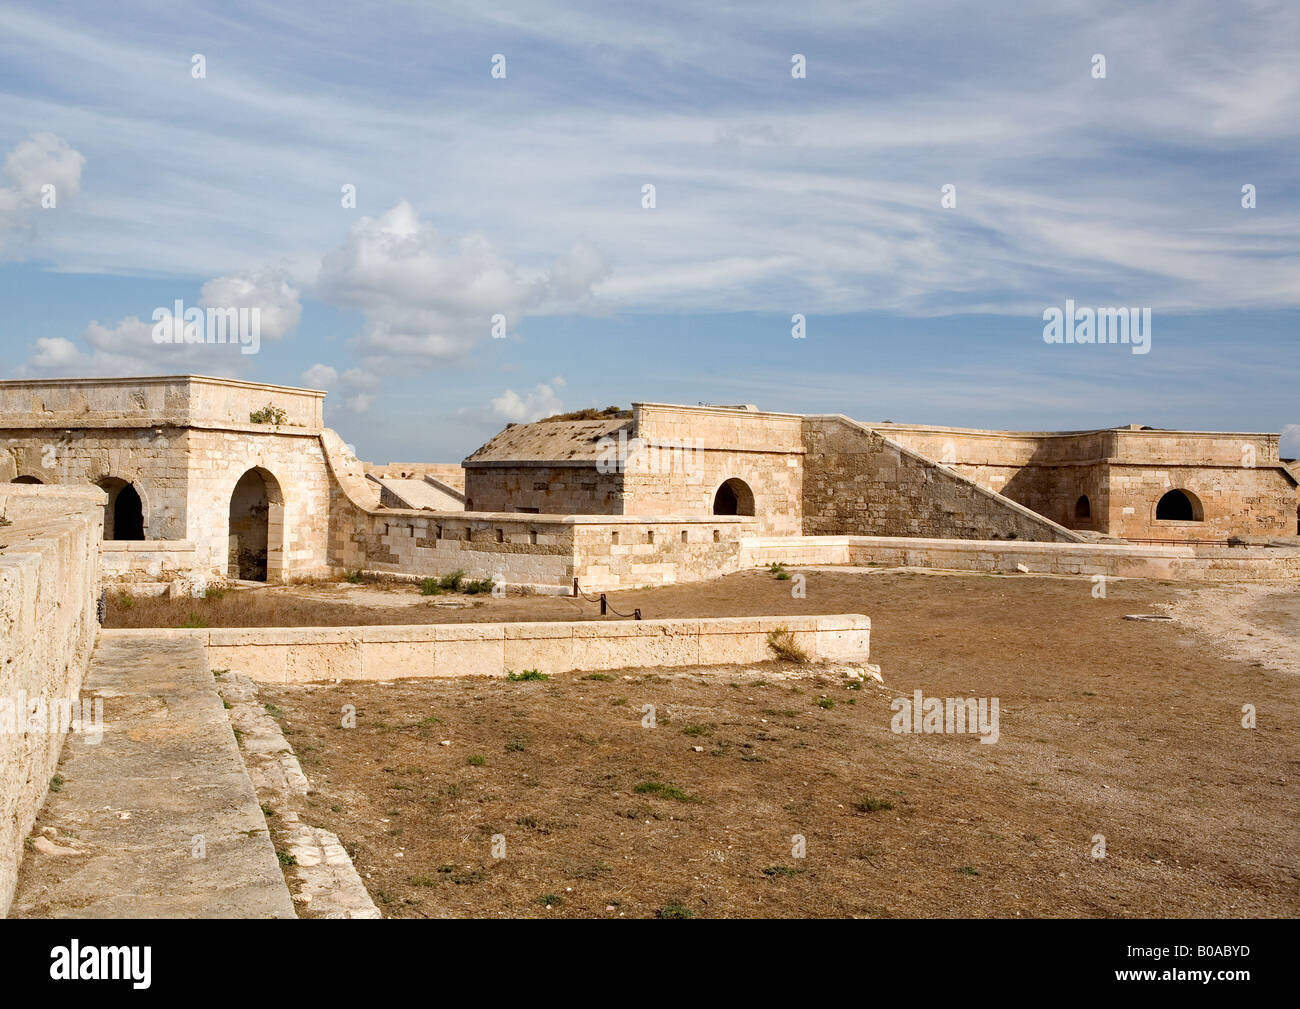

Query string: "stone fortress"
[2, 373, 1298, 915]
[2, 374, 1297, 594]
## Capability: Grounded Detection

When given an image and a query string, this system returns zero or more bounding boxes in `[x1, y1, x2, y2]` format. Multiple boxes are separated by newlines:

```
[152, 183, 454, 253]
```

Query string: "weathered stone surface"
[8, 634, 295, 919]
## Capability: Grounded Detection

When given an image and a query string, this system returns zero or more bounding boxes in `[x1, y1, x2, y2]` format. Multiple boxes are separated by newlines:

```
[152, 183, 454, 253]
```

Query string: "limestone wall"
[0, 426, 193, 539]
[873, 423, 1295, 540]
[462, 463, 622, 514]
[801, 416, 1082, 542]
[621, 404, 804, 535]
[332, 507, 753, 591]
[570, 516, 753, 589]
[1104, 464, 1295, 540]
[160, 613, 873, 682]
[742, 534, 1300, 581]
[0, 375, 323, 430]
[0, 485, 103, 915]
[366, 462, 465, 493]
[100, 541, 200, 594]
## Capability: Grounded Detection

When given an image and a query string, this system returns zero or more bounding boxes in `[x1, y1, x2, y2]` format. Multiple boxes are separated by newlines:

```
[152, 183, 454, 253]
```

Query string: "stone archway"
[98, 477, 145, 540]
[11, 474, 42, 484]
[228, 467, 284, 582]
[1074, 494, 1091, 526]
[1156, 488, 1203, 522]
[712, 477, 755, 516]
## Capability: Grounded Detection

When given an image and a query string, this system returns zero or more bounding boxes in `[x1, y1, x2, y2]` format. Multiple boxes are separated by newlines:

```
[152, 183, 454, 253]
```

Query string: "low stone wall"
[743, 535, 1300, 581]
[338, 509, 753, 591]
[101, 540, 203, 594]
[103, 614, 871, 683]
[0, 485, 103, 915]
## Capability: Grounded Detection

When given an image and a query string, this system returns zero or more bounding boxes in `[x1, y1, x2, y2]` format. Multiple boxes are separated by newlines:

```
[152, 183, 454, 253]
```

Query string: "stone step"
[8, 634, 295, 919]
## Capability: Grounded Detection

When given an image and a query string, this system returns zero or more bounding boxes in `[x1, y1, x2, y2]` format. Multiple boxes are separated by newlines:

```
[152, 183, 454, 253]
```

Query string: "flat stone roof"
[464, 416, 632, 466]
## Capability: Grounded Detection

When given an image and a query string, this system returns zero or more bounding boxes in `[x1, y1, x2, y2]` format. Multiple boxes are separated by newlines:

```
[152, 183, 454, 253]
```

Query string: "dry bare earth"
[248, 570, 1299, 918]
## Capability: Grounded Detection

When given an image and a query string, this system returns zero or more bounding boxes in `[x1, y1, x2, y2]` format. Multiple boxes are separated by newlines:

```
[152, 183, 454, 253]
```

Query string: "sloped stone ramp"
[8, 633, 296, 918]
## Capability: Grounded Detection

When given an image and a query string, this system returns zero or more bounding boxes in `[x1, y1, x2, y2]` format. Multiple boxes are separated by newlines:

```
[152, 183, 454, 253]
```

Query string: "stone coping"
[101, 539, 197, 552]
[100, 614, 872, 682]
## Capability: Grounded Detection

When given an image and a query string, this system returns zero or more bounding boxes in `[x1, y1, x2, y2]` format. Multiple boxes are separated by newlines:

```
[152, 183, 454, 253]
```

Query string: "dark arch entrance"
[712, 478, 755, 516]
[229, 468, 283, 581]
[11, 475, 42, 484]
[99, 478, 144, 540]
[1156, 489, 1202, 522]
[1074, 494, 1091, 522]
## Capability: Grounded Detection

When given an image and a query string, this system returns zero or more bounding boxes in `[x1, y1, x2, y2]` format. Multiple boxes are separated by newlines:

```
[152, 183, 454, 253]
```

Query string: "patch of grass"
[411, 875, 438, 887]
[249, 404, 288, 425]
[816, 697, 835, 710]
[538, 893, 564, 907]
[504, 737, 528, 753]
[768, 562, 791, 580]
[415, 715, 441, 726]
[276, 849, 298, 866]
[221, 698, 232, 710]
[506, 669, 549, 681]
[438, 570, 466, 592]
[180, 612, 208, 628]
[583, 673, 614, 681]
[116, 591, 135, 609]
[211, 668, 228, 680]
[656, 903, 694, 919]
[766, 626, 809, 664]
[462, 577, 496, 595]
[344, 570, 364, 584]
[763, 708, 799, 718]
[762, 865, 803, 878]
[260, 804, 275, 817]
[958, 865, 980, 876]
[263, 702, 284, 718]
[852, 796, 894, 813]
[49, 775, 64, 793]
[467, 754, 486, 766]
[682, 724, 712, 737]
[418, 578, 443, 596]
[204, 584, 227, 601]
[634, 780, 700, 803]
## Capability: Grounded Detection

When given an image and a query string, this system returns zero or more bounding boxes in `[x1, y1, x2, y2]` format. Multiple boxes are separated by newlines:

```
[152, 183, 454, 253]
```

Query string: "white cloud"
[301, 363, 339, 388]
[199, 268, 301, 341]
[0, 133, 84, 251]
[299, 364, 338, 387]
[22, 268, 301, 377]
[491, 381, 565, 423]
[316, 201, 607, 363]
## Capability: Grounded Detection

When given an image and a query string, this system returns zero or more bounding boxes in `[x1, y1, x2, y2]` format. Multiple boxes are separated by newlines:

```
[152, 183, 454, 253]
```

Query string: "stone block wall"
[570, 516, 753, 589]
[0, 485, 103, 915]
[620, 404, 804, 535]
[463, 463, 622, 514]
[0, 426, 193, 540]
[801, 416, 1080, 541]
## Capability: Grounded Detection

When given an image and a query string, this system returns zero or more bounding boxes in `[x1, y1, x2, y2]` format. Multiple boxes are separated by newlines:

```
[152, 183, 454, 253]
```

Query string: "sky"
[1, 0, 1297, 461]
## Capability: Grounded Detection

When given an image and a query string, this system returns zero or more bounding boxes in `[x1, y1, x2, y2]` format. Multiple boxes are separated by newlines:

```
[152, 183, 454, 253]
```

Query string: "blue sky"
[1, 0, 1296, 461]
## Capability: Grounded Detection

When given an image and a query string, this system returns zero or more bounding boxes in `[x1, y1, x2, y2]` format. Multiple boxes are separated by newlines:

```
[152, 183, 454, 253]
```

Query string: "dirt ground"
[248, 568, 1300, 918]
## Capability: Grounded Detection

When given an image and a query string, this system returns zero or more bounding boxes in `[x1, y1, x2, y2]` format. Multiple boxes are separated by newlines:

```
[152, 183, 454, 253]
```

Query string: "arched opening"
[98, 477, 144, 540]
[1074, 495, 1091, 522]
[228, 468, 284, 582]
[11, 475, 42, 484]
[712, 478, 755, 516]
[1155, 489, 1202, 522]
